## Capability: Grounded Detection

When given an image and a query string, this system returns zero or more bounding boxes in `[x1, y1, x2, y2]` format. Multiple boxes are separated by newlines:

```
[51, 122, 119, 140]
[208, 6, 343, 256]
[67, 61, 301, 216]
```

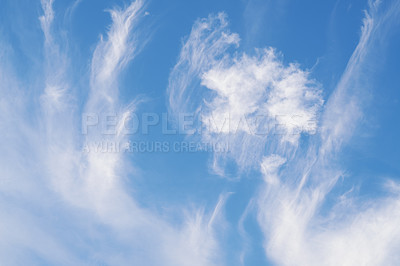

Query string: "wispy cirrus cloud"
[259, 0, 400, 263]
[0, 1, 225, 265]
[168, 0, 400, 265]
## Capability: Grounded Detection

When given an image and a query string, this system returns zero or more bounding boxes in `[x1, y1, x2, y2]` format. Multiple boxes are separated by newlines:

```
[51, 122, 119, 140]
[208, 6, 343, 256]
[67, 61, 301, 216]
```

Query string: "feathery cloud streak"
[0, 1, 225, 265]
[168, 1, 400, 265]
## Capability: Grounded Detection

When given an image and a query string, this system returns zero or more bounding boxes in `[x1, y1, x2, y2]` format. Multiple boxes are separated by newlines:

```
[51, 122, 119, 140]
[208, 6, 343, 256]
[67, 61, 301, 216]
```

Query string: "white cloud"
[168, 1, 400, 265]
[255, 1, 400, 265]
[168, 13, 322, 175]
[200, 48, 322, 141]
[0, 1, 225, 265]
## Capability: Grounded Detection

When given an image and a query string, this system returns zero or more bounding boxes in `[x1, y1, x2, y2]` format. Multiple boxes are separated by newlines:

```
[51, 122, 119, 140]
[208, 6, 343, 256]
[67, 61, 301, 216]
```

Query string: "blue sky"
[1, 0, 400, 265]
